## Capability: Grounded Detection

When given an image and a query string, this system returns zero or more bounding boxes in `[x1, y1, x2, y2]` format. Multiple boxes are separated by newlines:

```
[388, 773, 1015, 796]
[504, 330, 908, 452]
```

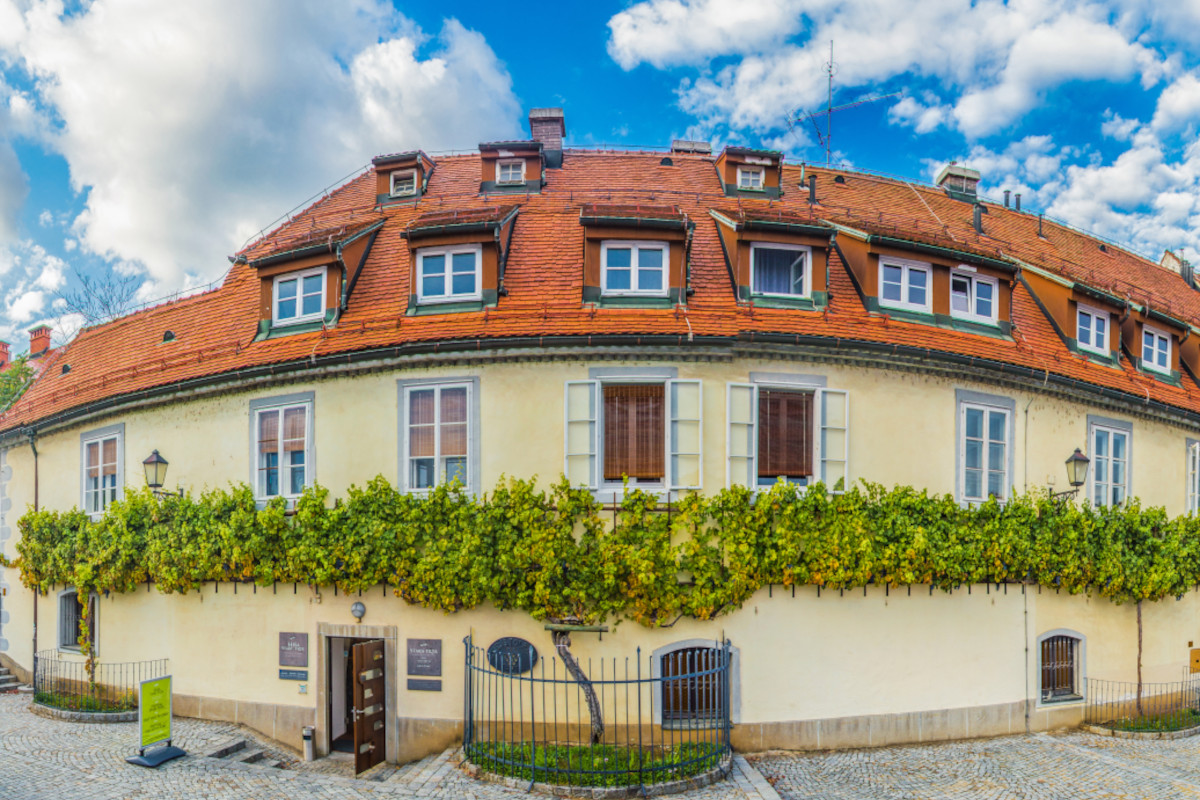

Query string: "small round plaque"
[487, 637, 538, 674]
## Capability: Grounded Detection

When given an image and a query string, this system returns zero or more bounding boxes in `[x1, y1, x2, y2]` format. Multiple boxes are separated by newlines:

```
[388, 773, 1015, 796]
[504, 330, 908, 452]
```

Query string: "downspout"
[28, 429, 37, 665]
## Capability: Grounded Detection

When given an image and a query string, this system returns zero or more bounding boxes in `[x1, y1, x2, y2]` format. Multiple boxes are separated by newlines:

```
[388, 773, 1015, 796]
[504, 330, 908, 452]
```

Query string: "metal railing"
[463, 636, 732, 790]
[33, 650, 168, 714]
[1084, 675, 1200, 732]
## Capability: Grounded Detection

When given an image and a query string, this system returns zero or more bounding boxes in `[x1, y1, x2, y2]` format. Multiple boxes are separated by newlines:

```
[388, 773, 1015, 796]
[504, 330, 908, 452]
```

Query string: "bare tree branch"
[55, 268, 141, 326]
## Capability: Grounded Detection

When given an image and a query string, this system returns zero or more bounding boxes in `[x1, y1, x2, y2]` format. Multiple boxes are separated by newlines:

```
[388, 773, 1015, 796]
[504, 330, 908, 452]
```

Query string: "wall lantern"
[142, 450, 183, 498]
[351, 602, 366, 623]
[1052, 448, 1090, 501]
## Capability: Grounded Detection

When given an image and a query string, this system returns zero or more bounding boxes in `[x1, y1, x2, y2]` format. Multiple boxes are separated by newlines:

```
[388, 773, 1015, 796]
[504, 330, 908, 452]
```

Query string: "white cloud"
[2, 1, 522, 301]
[1151, 72, 1200, 132]
[889, 96, 950, 135]
[0, 239, 67, 341]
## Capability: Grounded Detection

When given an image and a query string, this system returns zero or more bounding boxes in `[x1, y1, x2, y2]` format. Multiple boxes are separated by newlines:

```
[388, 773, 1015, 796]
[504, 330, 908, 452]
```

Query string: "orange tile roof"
[5, 150, 1200, 435]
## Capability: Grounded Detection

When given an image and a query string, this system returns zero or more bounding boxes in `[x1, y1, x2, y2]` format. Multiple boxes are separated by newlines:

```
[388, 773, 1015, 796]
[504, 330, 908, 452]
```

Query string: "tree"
[56, 268, 141, 327]
[0, 355, 34, 412]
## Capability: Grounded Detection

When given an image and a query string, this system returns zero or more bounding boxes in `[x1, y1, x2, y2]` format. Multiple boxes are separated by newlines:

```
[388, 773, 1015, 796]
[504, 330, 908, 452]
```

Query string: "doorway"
[316, 622, 398, 769]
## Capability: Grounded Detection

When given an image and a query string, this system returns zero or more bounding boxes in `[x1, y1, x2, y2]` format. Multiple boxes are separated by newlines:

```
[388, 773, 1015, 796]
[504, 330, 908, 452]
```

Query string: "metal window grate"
[1041, 635, 1079, 701]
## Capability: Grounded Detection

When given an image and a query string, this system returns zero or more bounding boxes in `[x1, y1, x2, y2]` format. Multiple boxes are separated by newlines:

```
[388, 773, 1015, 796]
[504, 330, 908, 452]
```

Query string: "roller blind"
[603, 384, 665, 481]
[757, 389, 813, 479]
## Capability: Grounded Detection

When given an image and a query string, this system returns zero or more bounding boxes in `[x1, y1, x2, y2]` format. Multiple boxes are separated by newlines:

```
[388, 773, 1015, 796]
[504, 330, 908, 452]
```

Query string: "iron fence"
[33, 650, 168, 714]
[1084, 675, 1200, 732]
[463, 636, 732, 791]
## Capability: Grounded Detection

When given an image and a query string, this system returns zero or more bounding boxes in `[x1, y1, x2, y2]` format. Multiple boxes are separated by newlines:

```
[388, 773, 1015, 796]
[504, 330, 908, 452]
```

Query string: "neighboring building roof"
[4, 149, 1200, 437]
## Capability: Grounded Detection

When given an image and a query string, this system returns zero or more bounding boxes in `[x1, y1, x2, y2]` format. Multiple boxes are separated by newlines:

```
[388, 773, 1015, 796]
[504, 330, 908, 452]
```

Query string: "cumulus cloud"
[0, 240, 67, 343]
[1151, 72, 1200, 132]
[1, 0, 522, 302]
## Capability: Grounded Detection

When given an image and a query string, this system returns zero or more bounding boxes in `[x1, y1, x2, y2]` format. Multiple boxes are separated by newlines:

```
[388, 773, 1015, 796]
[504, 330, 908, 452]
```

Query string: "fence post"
[462, 635, 473, 750]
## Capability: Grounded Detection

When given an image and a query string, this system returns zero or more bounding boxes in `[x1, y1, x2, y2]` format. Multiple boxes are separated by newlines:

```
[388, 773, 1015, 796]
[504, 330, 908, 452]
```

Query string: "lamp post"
[1052, 448, 1090, 501]
[142, 450, 183, 498]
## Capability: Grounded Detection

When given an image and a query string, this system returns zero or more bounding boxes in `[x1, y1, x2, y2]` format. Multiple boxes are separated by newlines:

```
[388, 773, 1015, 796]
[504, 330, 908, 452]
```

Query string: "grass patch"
[34, 690, 134, 713]
[1104, 708, 1200, 733]
[466, 741, 726, 788]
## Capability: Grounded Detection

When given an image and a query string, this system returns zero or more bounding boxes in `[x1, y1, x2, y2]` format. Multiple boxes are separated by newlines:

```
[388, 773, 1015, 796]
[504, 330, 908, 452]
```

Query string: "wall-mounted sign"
[487, 637, 538, 674]
[407, 678, 442, 692]
[279, 669, 308, 681]
[279, 632, 308, 667]
[407, 639, 442, 677]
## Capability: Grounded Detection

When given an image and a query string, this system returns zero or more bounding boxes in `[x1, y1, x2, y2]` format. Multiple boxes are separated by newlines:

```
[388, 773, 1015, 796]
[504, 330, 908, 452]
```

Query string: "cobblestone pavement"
[0, 694, 772, 799]
[751, 730, 1200, 799]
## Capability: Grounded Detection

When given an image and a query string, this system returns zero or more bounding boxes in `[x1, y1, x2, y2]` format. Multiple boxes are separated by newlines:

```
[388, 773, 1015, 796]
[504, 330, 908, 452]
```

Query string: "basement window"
[737, 167, 764, 191]
[390, 170, 417, 197]
[497, 159, 525, 185]
[1039, 631, 1084, 704]
[273, 268, 326, 326]
[58, 588, 94, 652]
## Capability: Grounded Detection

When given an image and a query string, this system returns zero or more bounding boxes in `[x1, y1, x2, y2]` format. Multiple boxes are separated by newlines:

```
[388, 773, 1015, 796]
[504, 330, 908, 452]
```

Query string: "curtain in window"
[603, 384, 665, 480]
[440, 387, 468, 458]
[85, 441, 100, 480]
[282, 407, 306, 452]
[101, 438, 117, 476]
[758, 390, 813, 478]
[754, 247, 803, 295]
[258, 410, 279, 454]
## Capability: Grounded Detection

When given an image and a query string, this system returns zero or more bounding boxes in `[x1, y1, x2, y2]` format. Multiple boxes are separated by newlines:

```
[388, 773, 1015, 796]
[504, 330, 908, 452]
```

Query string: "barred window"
[1040, 634, 1083, 703]
[58, 589, 94, 652]
[661, 646, 725, 726]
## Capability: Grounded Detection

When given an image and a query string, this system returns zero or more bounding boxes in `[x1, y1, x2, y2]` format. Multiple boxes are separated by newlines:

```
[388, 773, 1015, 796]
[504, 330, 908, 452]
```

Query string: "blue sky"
[3, 0, 1200, 350]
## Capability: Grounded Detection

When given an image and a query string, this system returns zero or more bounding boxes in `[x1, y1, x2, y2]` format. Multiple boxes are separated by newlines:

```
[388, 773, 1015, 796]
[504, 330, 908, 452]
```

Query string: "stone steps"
[0, 669, 21, 693]
[204, 737, 286, 769]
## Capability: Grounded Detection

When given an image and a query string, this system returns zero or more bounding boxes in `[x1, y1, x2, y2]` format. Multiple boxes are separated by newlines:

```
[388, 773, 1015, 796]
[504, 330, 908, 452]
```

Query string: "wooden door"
[351, 639, 386, 774]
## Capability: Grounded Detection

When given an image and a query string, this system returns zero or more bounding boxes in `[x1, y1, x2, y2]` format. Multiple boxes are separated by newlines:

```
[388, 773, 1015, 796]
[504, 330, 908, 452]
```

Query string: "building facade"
[3, 110, 1200, 763]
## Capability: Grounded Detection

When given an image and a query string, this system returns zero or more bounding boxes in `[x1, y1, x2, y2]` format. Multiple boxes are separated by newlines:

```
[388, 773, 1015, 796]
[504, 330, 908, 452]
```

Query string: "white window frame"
[1141, 325, 1172, 375]
[389, 169, 417, 197]
[401, 381, 474, 494]
[416, 243, 483, 304]
[1089, 419, 1130, 508]
[750, 242, 811, 299]
[1076, 304, 1110, 357]
[57, 587, 92, 652]
[1187, 440, 1200, 514]
[878, 256, 932, 314]
[736, 166, 764, 191]
[600, 240, 669, 297]
[251, 396, 314, 501]
[958, 401, 1011, 503]
[496, 159, 526, 185]
[81, 424, 123, 518]
[725, 379, 849, 493]
[949, 267, 999, 324]
[562, 378, 702, 495]
[272, 267, 327, 326]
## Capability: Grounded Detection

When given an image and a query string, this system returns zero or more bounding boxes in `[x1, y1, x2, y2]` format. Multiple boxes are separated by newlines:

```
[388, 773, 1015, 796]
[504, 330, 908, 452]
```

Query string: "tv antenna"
[791, 41, 901, 165]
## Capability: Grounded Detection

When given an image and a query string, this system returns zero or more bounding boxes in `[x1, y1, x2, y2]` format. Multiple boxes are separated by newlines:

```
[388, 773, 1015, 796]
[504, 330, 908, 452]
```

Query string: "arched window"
[57, 588, 95, 652]
[1038, 630, 1084, 703]
[652, 640, 740, 727]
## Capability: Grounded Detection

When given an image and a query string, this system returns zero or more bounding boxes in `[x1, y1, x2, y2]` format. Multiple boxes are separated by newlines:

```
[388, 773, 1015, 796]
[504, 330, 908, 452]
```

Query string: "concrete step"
[0, 677, 20, 692]
[205, 738, 248, 760]
[0, 667, 11, 677]
[16, 685, 33, 694]
[232, 748, 266, 765]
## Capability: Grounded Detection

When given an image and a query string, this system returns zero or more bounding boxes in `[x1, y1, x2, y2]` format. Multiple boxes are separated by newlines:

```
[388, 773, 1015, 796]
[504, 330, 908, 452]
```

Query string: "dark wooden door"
[351, 639, 386, 774]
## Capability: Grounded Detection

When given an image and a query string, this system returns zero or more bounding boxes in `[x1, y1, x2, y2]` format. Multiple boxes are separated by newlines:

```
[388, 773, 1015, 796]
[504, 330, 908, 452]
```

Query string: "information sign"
[407, 638, 442, 676]
[139, 675, 173, 749]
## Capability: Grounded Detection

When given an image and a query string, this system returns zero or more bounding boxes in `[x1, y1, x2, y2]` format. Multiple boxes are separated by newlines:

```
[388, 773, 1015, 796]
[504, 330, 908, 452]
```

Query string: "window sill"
[661, 718, 725, 731]
[407, 299, 487, 316]
[722, 183, 781, 199]
[1139, 363, 1181, 385]
[480, 180, 542, 194]
[1038, 695, 1084, 708]
[254, 311, 336, 342]
[748, 293, 822, 311]
[595, 296, 674, 310]
[57, 646, 83, 655]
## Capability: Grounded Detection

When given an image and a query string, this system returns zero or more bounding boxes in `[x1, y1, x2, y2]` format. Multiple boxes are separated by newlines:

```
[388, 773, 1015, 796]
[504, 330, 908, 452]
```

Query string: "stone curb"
[1080, 721, 1200, 740]
[459, 748, 734, 798]
[29, 701, 136, 724]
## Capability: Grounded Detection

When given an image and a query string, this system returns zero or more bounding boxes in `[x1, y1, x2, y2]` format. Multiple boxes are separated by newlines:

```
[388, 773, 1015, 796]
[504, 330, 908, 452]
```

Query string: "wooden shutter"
[668, 380, 702, 490]
[727, 383, 756, 488]
[818, 388, 849, 491]
[604, 384, 665, 480]
[564, 381, 599, 488]
[757, 390, 813, 479]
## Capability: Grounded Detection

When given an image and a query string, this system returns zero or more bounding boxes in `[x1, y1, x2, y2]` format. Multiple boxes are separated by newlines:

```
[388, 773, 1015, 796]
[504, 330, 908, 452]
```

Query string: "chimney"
[972, 204, 983, 234]
[0, 340, 8, 370]
[1161, 249, 1185, 275]
[670, 139, 713, 155]
[1003, 190, 1010, 208]
[529, 108, 565, 168]
[29, 325, 51, 356]
[1015, 193, 1021, 212]
[808, 174, 817, 204]
[935, 162, 980, 202]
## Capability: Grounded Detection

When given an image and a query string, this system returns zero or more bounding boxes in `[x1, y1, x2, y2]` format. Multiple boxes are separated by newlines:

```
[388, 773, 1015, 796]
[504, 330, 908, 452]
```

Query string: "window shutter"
[668, 380, 702, 490]
[564, 381, 599, 489]
[603, 384, 665, 481]
[817, 388, 849, 491]
[758, 390, 814, 479]
[727, 383, 756, 488]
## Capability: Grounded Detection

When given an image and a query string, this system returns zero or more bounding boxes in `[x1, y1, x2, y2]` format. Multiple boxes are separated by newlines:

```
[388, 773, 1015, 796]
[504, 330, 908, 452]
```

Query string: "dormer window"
[1076, 304, 1110, 356]
[950, 268, 997, 324]
[497, 160, 525, 185]
[751, 243, 809, 297]
[737, 167, 764, 191]
[601, 241, 668, 297]
[879, 257, 931, 313]
[1142, 326, 1171, 374]
[390, 170, 417, 197]
[273, 268, 326, 325]
[417, 244, 482, 303]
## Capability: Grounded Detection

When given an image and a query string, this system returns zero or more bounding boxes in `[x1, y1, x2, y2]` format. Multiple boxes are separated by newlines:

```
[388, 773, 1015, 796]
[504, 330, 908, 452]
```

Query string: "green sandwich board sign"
[125, 674, 186, 768]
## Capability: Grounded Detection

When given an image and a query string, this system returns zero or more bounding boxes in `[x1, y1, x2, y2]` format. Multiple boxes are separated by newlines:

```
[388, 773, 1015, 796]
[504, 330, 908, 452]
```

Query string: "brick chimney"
[0, 340, 8, 370]
[529, 108, 565, 168]
[935, 162, 980, 203]
[29, 325, 51, 356]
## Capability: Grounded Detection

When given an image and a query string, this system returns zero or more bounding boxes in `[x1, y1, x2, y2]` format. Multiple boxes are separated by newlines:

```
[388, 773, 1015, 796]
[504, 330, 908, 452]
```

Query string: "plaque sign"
[407, 639, 442, 677]
[487, 637, 538, 674]
[279, 632, 308, 667]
